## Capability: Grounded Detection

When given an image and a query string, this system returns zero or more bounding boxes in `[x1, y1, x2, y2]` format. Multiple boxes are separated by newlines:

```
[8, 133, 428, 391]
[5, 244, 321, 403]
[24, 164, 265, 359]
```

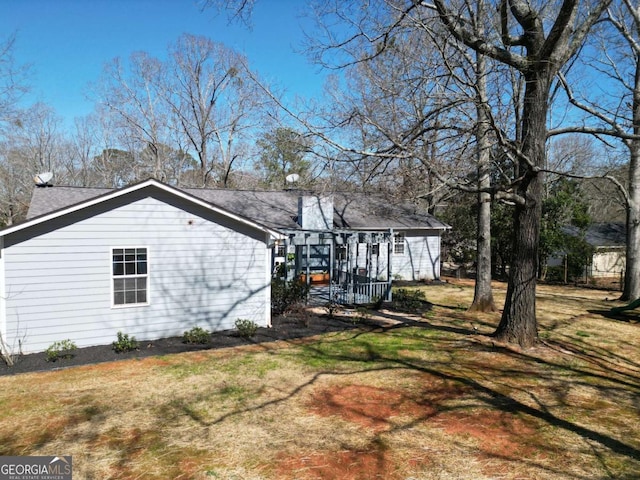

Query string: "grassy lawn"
[1, 279, 639, 479]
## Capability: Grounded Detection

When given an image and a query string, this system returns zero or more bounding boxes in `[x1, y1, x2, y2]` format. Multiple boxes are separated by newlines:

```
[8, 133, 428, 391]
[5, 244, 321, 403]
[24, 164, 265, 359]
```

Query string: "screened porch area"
[274, 230, 395, 306]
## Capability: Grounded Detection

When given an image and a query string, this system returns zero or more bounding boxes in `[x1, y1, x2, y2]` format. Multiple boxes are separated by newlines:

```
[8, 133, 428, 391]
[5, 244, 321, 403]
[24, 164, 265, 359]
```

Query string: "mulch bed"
[0, 313, 365, 377]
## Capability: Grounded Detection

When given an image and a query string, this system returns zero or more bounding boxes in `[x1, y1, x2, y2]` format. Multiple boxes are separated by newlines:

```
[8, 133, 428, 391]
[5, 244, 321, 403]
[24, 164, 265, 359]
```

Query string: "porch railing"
[329, 269, 392, 305]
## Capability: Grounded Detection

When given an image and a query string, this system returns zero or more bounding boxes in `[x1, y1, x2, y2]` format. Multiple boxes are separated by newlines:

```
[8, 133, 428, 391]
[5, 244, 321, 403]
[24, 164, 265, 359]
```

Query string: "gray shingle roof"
[564, 222, 626, 247]
[26, 184, 449, 232]
[27, 186, 111, 219]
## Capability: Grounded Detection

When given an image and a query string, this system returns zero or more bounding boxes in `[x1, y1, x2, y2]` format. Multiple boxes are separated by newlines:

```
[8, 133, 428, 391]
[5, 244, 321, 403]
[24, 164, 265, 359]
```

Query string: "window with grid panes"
[393, 234, 405, 255]
[112, 247, 148, 306]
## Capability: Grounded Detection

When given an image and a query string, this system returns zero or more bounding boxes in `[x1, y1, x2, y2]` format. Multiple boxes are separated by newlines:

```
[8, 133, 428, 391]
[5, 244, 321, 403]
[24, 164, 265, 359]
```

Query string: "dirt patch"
[309, 384, 428, 432]
[302, 382, 544, 479]
[308, 378, 472, 433]
[434, 409, 543, 461]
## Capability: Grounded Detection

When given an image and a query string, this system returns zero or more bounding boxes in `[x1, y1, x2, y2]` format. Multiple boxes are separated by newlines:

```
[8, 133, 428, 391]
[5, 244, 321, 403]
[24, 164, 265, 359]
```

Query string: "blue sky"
[1, 0, 326, 129]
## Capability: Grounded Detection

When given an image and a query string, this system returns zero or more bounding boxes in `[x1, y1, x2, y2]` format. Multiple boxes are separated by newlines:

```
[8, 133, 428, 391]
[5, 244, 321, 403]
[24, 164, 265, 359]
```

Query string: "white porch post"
[329, 234, 335, 302]
[265, 234, 273, 327]
[387, 229, 393, 301]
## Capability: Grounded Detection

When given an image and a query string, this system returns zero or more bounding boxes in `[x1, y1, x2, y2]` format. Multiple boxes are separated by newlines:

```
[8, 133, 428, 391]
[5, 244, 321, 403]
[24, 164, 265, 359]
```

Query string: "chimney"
[298, 195, 333, 230]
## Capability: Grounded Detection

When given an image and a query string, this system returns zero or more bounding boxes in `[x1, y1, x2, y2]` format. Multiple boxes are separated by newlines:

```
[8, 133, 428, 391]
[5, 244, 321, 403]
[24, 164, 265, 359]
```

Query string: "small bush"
[183, 326, 211, 344]
[392, 288, 430, 313]
[271, 278, 309, 315]
[112, 331, 138, 353]
[45, 339, 77, 362]
[0, 334, 23, 367]
[235, 318, 258, 338]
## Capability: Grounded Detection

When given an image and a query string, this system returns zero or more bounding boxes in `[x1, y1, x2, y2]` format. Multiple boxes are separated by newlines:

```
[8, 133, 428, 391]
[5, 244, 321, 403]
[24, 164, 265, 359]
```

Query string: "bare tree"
[93, 34, 267, 188]
[11, 102, 62, 173]
[0, 103, 65, 224]
[96, 52, 174, 182]
[428, 0, 611, 346]
[552, 0, 640, 300]
[0, 33, 29, 131]
[317, 14, 471, 204]
[204, 0, 610, 346]
[63, 115, 107, 187]
[164, 34, 266, 187]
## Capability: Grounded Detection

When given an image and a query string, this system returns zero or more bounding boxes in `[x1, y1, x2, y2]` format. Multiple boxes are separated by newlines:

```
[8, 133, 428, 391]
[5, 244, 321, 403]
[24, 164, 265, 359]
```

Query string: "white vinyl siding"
[337, 230, 442, 282]
[591, 249, 625, 277]
[392, 231, 442, 281]
[3, 196, 269, 353]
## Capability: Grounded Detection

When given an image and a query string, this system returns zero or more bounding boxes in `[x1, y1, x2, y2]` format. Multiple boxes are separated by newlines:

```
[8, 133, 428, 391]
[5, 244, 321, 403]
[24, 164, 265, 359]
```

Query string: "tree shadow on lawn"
[587, 308, 640, 323]
[3, 303, 640, 478]
[169, 303, 640, 470]
[170, 319, 640, 478]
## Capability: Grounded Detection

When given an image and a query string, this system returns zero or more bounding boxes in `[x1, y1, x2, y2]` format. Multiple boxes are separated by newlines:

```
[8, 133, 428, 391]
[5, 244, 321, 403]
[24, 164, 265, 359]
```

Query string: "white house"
[0, 180, 281, 354]
[0, 179, 449, 355]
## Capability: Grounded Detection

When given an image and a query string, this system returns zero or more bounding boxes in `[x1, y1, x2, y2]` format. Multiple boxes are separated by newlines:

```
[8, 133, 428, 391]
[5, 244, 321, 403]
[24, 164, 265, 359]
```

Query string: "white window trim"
[110, 246, 150, 308]
[394, 233, 405, 255]
[275, 244, 286, 257]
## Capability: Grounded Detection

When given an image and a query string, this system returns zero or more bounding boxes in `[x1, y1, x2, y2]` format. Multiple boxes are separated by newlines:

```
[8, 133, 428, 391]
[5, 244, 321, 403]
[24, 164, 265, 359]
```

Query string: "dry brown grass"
[1, 278, 639, 479]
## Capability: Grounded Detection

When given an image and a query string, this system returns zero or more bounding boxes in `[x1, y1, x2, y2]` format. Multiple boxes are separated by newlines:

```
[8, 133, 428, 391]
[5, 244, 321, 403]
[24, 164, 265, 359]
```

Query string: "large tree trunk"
[429, 0, 610, 347]
[622, 142, 640, 301]
[621, 61, 640, 301]
[472, 191, 496, 311]
[494, 192, 541, 346]
[493, 70, 549, 347]
[622, 192, 640, 301]
[469, 46, 496, 312]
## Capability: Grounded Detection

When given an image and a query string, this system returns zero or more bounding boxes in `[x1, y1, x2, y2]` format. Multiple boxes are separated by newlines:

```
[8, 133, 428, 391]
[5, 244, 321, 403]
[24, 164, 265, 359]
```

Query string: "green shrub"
[183, 326, 211, 344]
[112, 331, 138, 353]
[45, 339, 77, 362]
[392, 288, 429, 313]
[271, 278, 309, 315]
[235, 318, 258, 338]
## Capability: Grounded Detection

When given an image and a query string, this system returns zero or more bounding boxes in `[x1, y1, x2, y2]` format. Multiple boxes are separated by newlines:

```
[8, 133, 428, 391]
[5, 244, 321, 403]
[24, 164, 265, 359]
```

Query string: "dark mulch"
[0, 313, 366, 377]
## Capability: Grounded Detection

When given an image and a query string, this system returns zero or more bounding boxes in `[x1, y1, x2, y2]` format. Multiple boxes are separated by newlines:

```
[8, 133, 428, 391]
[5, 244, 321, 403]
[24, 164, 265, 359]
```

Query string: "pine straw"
[1, 279, 639, 479]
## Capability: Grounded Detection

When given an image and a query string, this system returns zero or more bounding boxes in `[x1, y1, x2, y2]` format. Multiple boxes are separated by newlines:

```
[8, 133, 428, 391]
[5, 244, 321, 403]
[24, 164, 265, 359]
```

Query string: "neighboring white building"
[584, 223, 626, 278]
[0, 179, 449, 354]
[554, 223, 626, 279]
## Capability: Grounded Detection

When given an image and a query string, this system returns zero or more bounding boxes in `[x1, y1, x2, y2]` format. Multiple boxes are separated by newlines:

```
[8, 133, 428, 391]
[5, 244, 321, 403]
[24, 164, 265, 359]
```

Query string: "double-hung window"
[112, 247, 148, 306]
[394, 233, 405, 255]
